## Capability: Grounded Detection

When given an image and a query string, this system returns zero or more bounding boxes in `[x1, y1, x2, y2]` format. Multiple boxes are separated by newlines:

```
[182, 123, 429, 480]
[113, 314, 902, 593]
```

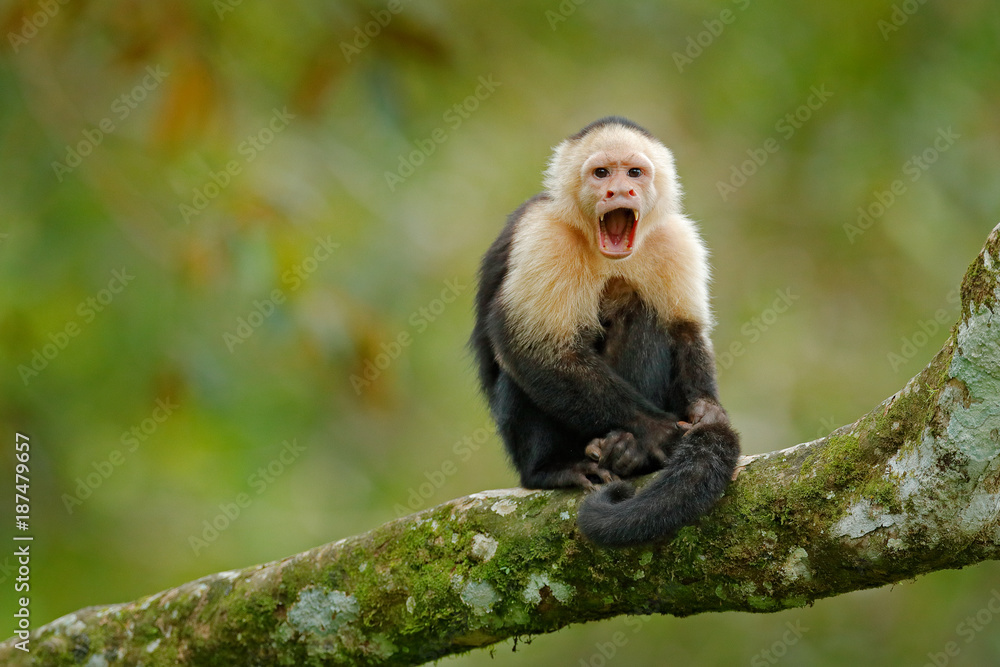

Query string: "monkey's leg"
[492, 371, 615, 490]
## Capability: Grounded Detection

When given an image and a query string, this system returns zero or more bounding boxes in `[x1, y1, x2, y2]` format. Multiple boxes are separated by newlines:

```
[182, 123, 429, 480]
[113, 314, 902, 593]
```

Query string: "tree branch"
[5, 224, 1000, 666]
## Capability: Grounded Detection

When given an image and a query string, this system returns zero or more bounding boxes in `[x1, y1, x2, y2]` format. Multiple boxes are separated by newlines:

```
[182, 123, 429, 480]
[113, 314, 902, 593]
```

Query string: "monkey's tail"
[577, 423, 740, 547]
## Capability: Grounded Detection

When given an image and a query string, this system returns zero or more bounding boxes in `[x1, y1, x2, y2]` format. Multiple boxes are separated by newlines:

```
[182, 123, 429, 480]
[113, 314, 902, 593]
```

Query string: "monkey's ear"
[542, 139, 574, 193]
[649, 144, 682, 210]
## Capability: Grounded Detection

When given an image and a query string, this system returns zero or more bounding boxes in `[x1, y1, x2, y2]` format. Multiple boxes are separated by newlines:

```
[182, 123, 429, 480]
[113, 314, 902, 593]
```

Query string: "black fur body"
[471, 118, 740, 547]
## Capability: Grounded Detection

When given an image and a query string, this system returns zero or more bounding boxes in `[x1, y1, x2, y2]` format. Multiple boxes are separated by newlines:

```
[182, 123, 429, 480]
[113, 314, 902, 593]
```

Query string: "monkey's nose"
[604, 188, 637, 200]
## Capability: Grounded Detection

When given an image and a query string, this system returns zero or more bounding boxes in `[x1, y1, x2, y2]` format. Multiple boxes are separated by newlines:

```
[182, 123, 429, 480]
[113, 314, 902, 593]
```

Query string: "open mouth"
[598, 208, 638, 258]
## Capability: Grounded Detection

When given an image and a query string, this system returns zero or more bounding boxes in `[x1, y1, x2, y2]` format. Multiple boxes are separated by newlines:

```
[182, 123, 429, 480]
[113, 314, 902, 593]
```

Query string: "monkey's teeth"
[599, 214, 605, 222]
[633, 210, 639, 221]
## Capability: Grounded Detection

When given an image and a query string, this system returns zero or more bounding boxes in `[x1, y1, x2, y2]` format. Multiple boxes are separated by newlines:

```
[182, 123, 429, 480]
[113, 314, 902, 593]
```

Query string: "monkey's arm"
[485, 305, 681, 446]
[667, 321, 731, 428]
[576, 316, 733, 478]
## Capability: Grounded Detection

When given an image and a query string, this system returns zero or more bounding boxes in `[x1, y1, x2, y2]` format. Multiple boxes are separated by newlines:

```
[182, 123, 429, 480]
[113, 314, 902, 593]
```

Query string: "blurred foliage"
[1, 0, 1000, 664]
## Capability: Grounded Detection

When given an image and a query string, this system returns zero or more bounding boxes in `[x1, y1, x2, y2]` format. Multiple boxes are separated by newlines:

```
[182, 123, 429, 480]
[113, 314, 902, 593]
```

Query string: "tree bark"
[4, 224, 1000, 666]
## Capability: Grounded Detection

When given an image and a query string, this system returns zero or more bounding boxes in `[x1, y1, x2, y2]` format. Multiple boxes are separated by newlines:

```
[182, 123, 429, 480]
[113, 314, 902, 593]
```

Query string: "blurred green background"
[2, 0, 1000, 664]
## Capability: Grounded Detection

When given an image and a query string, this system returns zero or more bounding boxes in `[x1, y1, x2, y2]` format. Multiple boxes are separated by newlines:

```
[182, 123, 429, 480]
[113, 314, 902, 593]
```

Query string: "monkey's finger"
[585, 441, 603, 461]
[595, 468, 616, 484]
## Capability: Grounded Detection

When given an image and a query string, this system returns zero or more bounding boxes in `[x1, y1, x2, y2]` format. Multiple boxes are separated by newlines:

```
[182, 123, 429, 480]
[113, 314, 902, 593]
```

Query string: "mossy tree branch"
[4, 224, 1000, 666]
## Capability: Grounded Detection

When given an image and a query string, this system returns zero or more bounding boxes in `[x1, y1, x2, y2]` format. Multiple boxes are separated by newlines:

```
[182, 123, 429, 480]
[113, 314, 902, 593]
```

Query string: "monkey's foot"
[585, 430, 667, 477]
[525, 461, 618, 491]
[562, 461, 618, 491]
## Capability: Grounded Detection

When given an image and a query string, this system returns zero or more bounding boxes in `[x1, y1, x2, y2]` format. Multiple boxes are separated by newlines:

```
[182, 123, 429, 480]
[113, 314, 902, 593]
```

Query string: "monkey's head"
[543, 117, 680, 260]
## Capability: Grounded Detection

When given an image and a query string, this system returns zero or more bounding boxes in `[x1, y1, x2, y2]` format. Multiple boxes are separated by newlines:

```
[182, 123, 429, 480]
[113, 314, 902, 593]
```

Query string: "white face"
[578, 149, 657, 259]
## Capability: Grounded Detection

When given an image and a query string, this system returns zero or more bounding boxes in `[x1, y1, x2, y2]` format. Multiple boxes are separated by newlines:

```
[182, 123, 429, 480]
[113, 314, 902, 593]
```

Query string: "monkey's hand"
[680, 398, 730, 434]
[585, 428, 670, 478]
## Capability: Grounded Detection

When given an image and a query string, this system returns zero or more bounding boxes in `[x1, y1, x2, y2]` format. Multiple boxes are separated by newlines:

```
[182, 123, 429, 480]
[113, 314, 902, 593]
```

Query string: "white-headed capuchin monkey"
[471, 116, 740, 547]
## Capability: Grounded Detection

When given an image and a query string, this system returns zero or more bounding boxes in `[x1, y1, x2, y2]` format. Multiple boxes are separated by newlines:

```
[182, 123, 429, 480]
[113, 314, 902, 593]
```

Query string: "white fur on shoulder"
[500, 121, 711, 353]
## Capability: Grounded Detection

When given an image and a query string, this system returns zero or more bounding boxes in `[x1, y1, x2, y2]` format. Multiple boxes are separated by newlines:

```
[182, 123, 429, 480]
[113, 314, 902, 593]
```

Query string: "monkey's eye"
[627, 168, 643, 178]
[593, 167, 610, 179]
